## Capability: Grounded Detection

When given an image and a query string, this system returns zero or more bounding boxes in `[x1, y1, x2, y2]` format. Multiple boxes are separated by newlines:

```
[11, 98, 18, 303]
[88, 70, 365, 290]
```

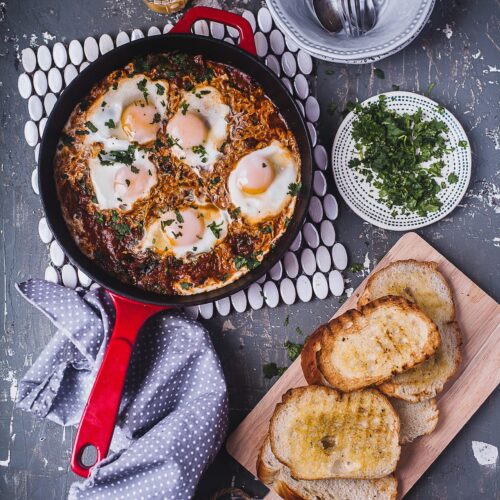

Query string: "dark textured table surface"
[0, 0, 499, 498]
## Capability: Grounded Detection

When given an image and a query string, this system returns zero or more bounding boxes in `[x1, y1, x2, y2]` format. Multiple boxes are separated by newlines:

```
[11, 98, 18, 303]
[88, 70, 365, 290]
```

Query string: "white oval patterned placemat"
[332, 91, 471, 231]
[17, 7, 348, 319]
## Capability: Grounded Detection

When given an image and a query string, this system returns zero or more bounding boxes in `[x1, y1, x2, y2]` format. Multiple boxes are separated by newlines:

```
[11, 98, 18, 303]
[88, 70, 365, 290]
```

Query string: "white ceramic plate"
[266, 0, 435, 63]
[332, 92, 471, 231]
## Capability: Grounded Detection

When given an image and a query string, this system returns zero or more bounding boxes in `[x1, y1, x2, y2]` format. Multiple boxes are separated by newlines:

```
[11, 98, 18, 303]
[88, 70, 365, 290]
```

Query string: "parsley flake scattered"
[263, 362, 286, 379]
[234, 255, 260, 271]
[155, 83, 165, 95]
[104, 119, 116, 128]
[287, 182, 301, 196]
[85, 121, 98, 133]
[208, 220, 224, 238]
[284, 340, 303, 362]
[373, 68, 385, 79]
[137, 78, 149, 102]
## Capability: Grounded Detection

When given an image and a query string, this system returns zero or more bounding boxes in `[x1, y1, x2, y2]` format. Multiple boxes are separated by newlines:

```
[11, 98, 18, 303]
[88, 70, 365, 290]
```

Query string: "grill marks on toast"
[269, 387, 401, 481]
[310, 297, 440, 392]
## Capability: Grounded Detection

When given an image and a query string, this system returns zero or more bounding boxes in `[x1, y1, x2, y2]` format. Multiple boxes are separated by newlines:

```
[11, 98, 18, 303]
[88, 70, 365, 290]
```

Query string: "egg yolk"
[236, 156, 275, 194]
[113, 165, 150, 202]
[121, 102, 161, 144]
[165, 208, 205, 247]
[166, 112, 208, 149]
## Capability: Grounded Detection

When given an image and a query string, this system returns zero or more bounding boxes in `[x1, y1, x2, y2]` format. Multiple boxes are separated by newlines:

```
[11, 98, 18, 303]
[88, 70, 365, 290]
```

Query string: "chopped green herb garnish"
[208, 220, 224, 238]
[125, 179, 131, 187]
[296, 327, 303, 335]
[151, 112, 161, 124]
[91, 196, 98, 204]
[166, 134, 182, 149]
[230, 207, 241, 218]
[437, 104, 445, 115]
[175, 210, 184, 224]
[113, 222, 131, 239]
[155, 83, 165, 95]
[180, 282, 192, 290]
[458, 140, 467, 148]
[392, 84, 400, 91]
[348, 263, 364, 272]
[180, 101, 189, 115]
[448, 172, 459, 184]
[210, 176, 221, 185]
[287, 182, 301, 196]
[160, 219, 175, 231]
[425, 82, 437, 96]
[234, 255, 260, 271]
[85, 121, 98, 133]
[348, 95, 450, 217]
[284, 340, 303, 362]
[327, 102, 337, 115]
[99, 144, 136, 166]
[373, 68, 385, 79]
[60, 133, 75, 146]
[137, 78, 149, 102]
[260, 225, 273, 235]
[263, 362, 286, 379]
[192, 144, 208, 161]
[104, 119, 116, 128]
[95, 213, 104, 224]
[130, 165, 139, 174]
[75, 129, 89, 135]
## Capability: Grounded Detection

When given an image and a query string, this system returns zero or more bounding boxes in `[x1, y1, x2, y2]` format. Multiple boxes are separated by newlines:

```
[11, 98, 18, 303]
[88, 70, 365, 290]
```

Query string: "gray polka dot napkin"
[16, 279, 228, 500]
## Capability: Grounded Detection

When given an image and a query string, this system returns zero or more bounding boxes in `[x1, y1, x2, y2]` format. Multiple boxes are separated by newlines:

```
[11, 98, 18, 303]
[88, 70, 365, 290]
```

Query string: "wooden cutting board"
[226, 232, 500, 499]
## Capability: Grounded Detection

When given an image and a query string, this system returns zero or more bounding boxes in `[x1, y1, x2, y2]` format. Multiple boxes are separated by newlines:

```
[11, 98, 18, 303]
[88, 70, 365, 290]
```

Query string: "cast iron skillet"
[38, 7, 312, 477]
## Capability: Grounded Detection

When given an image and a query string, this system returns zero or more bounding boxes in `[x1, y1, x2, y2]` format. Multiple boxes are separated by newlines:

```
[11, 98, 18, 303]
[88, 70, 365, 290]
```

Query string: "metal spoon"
[311, 0, 344, 33]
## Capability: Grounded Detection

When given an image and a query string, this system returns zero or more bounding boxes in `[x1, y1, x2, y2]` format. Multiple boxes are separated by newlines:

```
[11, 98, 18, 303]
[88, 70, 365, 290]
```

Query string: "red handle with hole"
[71, 292, 167, 477]
[170, 6, 257, 55]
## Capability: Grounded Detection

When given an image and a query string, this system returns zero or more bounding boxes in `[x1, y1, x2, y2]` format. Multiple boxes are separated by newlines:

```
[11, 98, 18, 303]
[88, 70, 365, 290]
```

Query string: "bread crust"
[310, 296, 440, 392]
[257, 434, 399, 500]
[358, 260, 455, 323]
[379, 321, 462, 401]
[301, 326, 329, 385]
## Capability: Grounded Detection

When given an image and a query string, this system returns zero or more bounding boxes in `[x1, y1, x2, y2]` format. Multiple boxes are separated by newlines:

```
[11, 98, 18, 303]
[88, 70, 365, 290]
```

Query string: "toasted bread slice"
[269, 386, 400, 480]
[358, 261, 462, 402]
[302, 296, 440, 392]
[379, 321, 462, 401]
[358, 260, 454, 325]
[390, 398, 439, 444]
[257, 435, 398, 500]
[300, 346, 439, 444]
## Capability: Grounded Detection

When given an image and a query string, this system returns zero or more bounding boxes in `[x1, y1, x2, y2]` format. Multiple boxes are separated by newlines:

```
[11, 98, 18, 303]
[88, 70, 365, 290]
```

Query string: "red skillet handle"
[70, 292, 167, 478]
[170, 6, 257, 56]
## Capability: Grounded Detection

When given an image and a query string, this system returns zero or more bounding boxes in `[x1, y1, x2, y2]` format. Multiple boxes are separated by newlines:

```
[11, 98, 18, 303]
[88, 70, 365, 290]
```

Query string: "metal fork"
[340, 0, 377, 37]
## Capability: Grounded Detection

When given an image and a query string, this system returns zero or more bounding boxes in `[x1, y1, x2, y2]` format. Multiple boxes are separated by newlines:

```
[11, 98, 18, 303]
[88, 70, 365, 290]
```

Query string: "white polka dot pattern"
[17, 9, 349, 317]
[15, 279, 228, 500]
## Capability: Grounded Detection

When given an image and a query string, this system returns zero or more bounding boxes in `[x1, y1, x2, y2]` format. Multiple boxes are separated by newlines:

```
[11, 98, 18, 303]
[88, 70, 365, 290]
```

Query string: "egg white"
[168, 85, 230, 171]
[84, 75, 168, 147]
[140, 204, 229, 259]
[89, 146, 157, 210]
[228, 141, 299, 222]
